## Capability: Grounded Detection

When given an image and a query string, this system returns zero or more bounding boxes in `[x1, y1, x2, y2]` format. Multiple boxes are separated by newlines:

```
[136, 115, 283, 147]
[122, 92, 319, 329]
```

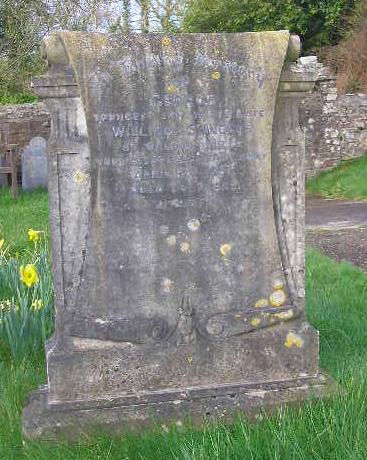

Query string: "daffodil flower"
[20, 264, 39, 288]
[28, 229, 41, 243]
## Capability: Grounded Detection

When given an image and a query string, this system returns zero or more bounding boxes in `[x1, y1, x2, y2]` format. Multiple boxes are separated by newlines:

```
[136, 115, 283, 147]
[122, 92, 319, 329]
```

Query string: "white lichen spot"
[95, 318, 107, 325]
[180, 241, 190, 253]
[284, 331, 304, 348]
[162, 278, 174, 293]
[187, 219, 201, 231]
[166, 235, 177, 246]
[235, 314, 242, 320]
[220, 243, 232, 257]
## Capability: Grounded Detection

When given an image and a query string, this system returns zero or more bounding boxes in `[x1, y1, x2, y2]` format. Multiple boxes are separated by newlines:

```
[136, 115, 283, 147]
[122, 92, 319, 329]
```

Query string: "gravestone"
[21, 137, 48, 190]
[23, 31, 332, 439]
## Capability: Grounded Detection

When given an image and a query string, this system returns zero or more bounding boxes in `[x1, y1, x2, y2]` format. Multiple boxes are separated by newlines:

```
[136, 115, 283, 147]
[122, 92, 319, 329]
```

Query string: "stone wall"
[0, 102, 50, 186]
[298, 57, 367, 176]
[0, 102, 50, 157]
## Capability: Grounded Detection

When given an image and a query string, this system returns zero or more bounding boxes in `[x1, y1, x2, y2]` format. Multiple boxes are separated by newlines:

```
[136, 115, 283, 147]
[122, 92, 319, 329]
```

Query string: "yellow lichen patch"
[212, 71, 222, 80]
[166, 235, 177, 246]
[162, 36, 172, 47]
[220, 243, 232, 257]
[250, 317, 261, 327]
[166, 83, 178, 94]
[187, 356, 193, 363]
[274, 310, 294, 321]
[284, 331, 304, 348]
[273, 280, 284, 290]
[255, 298, 269, 308]
[180, 241, 190, 253]
[269, 289, 286, 307]
[73, 170, 88, 183]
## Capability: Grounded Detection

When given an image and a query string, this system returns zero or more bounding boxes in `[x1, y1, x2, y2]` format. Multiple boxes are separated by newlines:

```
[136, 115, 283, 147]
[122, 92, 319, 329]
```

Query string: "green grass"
[0, 93, 38, 105]
[0, 187, 49, 254]
[306, 155, 367, 200]
[1, 190, 367, 458]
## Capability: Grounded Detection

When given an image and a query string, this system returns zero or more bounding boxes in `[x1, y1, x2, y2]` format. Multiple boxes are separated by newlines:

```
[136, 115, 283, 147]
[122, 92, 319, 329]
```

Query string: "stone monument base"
[23, 374, 334, 440]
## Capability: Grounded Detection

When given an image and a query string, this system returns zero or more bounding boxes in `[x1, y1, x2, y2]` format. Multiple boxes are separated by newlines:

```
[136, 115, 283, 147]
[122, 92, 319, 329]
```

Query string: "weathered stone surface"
[23, 31, 331, 439]
[21, 137, 48, 189]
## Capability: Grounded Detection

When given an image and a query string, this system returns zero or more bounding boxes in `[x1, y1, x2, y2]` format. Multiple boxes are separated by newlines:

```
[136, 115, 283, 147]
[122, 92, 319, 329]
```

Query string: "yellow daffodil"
[31, 299, 43, 311]
[28, 229, 41, 243]
[20, 264, 39, 288]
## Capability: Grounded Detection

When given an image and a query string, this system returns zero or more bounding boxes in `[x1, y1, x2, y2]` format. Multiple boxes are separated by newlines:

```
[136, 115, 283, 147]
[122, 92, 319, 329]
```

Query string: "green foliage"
[0, 1, 46, 101]
[0, 187, 49, 254]
[0, 93, 38, 105]
[182, 0, 358, 50]
[0, 188, 52, 362]
[306, 154, 367, 200]
[0, 244, 54, 362]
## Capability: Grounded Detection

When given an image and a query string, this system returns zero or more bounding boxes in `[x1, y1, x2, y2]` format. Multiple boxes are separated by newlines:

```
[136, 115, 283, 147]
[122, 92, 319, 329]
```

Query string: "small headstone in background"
[21, 137, 48, 190]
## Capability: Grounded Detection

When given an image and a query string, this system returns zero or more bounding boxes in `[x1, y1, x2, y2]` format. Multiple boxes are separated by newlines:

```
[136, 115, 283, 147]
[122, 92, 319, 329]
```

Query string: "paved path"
[306, 198, 367, 271]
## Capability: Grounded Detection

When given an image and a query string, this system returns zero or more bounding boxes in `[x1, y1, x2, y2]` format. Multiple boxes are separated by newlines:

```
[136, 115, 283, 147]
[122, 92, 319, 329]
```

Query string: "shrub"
[182, 0, 359, 51]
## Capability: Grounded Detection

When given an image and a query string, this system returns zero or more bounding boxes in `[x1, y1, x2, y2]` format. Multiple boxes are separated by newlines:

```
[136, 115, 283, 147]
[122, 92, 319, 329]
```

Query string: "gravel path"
[306, 198, 367, 271]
